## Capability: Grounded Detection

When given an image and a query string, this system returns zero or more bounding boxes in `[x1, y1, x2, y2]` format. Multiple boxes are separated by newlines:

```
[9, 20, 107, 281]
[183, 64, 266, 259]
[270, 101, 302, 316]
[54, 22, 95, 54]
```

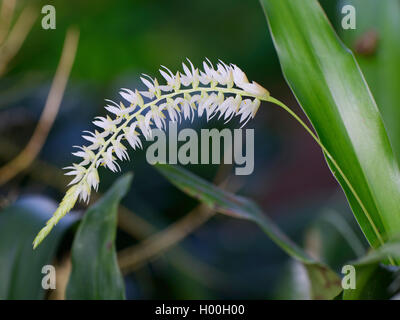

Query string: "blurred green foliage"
[18, 0, 279, 83]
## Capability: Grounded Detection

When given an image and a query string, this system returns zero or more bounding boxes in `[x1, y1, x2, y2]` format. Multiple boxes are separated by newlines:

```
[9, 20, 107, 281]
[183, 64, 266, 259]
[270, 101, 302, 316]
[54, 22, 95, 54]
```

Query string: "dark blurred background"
[0, 0, 372, 299]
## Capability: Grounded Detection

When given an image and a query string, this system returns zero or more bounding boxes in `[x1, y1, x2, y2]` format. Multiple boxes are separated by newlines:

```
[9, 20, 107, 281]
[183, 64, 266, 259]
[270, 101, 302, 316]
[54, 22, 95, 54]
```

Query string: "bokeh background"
[2, 0, 392, 299]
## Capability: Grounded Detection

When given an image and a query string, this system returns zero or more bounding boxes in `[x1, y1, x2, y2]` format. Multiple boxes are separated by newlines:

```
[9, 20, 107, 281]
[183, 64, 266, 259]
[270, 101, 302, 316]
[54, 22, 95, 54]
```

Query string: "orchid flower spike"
[33, 59, 269, 248]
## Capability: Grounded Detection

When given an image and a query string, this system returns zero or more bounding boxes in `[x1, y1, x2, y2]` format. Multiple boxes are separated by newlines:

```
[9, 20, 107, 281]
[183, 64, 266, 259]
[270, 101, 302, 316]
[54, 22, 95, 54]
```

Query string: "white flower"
[104, 100, 123, 116]
[177, 96, 193, 121]
[136, 114, 152, 139]
[64, 163, 86, 185]
[181, 59, 200, 88]
[197, 92, 224, 121]
[237, 98, 261, 127]
[231, 64, 269, 97]
[71, 146, 96, 166]
[82, 130, 105, 151]
[231, 64, 249, 87]
[119, 88, 144, 106]
[104, 100, 136, 117]
[240, 81, 269, 97]
[207, 92, 224, 120]
[96, 146, 121, 172]
[140, 75, 165, 99]
[123, 122, 143, 150]
[219, 94, 242, 123]
[73, 59, 267, 190]
[86, 168, 99, 191]
[216, 96, 234, 120]
[237, 99, 252, 124]
[163, 98, 182, 122]
[159, 66, 181, 91]
[112, 135, 129, 161]
[197, 92, 209, 118]
[92, 115, 120, 132]
[34, 58, 270, 248]
[145, 105, 166, 130]
[76, 180, 91, 203]
[199, 59, 217, 86]
[212, 61, 233, 87]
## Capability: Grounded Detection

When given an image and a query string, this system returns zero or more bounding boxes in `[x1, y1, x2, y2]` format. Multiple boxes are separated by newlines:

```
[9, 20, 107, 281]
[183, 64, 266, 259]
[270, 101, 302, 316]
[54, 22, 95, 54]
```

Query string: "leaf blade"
[0, 196, 76, 299]
[259, 0, 400, 250]
[340, 0, 400, 159]
[66, 173, 133, 300]
[155, 164, 341, 299]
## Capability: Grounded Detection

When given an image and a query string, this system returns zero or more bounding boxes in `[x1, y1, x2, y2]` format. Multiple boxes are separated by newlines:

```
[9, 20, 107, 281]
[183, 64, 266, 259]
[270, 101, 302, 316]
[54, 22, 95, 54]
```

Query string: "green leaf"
[0, 196, 76, 299]
[341, 240, 400, 299]
[350, 241, 400, 267]
[342, 264, 397, 300]
[340, 0, 400, 159]
[304, 208, 367, 270]
[155, 164, 341, 299]
[259, 0, 400, 252]
[274, 260, 317, 300]
[66, 173, 133, 300]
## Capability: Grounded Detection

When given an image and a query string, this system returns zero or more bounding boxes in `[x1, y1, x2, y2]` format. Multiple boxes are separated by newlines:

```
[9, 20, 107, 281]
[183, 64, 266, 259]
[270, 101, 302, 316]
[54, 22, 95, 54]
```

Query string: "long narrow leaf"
[155, 164, 341, 299]
[343, 240, 400, 299]
[66, 173, 132, 300]
[0, 196, 76, 299]
[340, 0, 400, 159]
[259, 0, 400, 251]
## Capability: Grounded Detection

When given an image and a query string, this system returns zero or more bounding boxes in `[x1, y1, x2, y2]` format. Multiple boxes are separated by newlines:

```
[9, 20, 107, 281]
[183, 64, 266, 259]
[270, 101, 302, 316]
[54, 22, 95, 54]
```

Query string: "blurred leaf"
[350, 241, 400, 266]
[260, 0, 400, 254]
[66, 173, 133, 300]
[304, 208, 366, 271]
[341, 239, 400, 299]
[0, 196, 76, 299]
[274, 260, 311, 299]
[340, 0, 400, 159]
[155, 164, 341, 299]
[342, 264, 397, 300]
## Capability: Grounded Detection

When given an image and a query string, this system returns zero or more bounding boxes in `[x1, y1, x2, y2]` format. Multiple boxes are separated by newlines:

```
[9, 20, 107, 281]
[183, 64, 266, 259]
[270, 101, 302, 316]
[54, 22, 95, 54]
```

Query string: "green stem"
[264, 96, 395, 266]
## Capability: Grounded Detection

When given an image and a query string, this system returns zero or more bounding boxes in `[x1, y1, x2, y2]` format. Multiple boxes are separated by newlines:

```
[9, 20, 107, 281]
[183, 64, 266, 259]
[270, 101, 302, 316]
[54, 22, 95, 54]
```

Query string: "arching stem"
[264, 96, 395, 266]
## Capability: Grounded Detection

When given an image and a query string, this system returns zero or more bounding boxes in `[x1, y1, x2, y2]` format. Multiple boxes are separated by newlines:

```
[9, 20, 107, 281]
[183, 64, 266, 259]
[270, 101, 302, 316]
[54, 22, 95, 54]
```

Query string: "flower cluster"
[33, 59, 269, 248]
